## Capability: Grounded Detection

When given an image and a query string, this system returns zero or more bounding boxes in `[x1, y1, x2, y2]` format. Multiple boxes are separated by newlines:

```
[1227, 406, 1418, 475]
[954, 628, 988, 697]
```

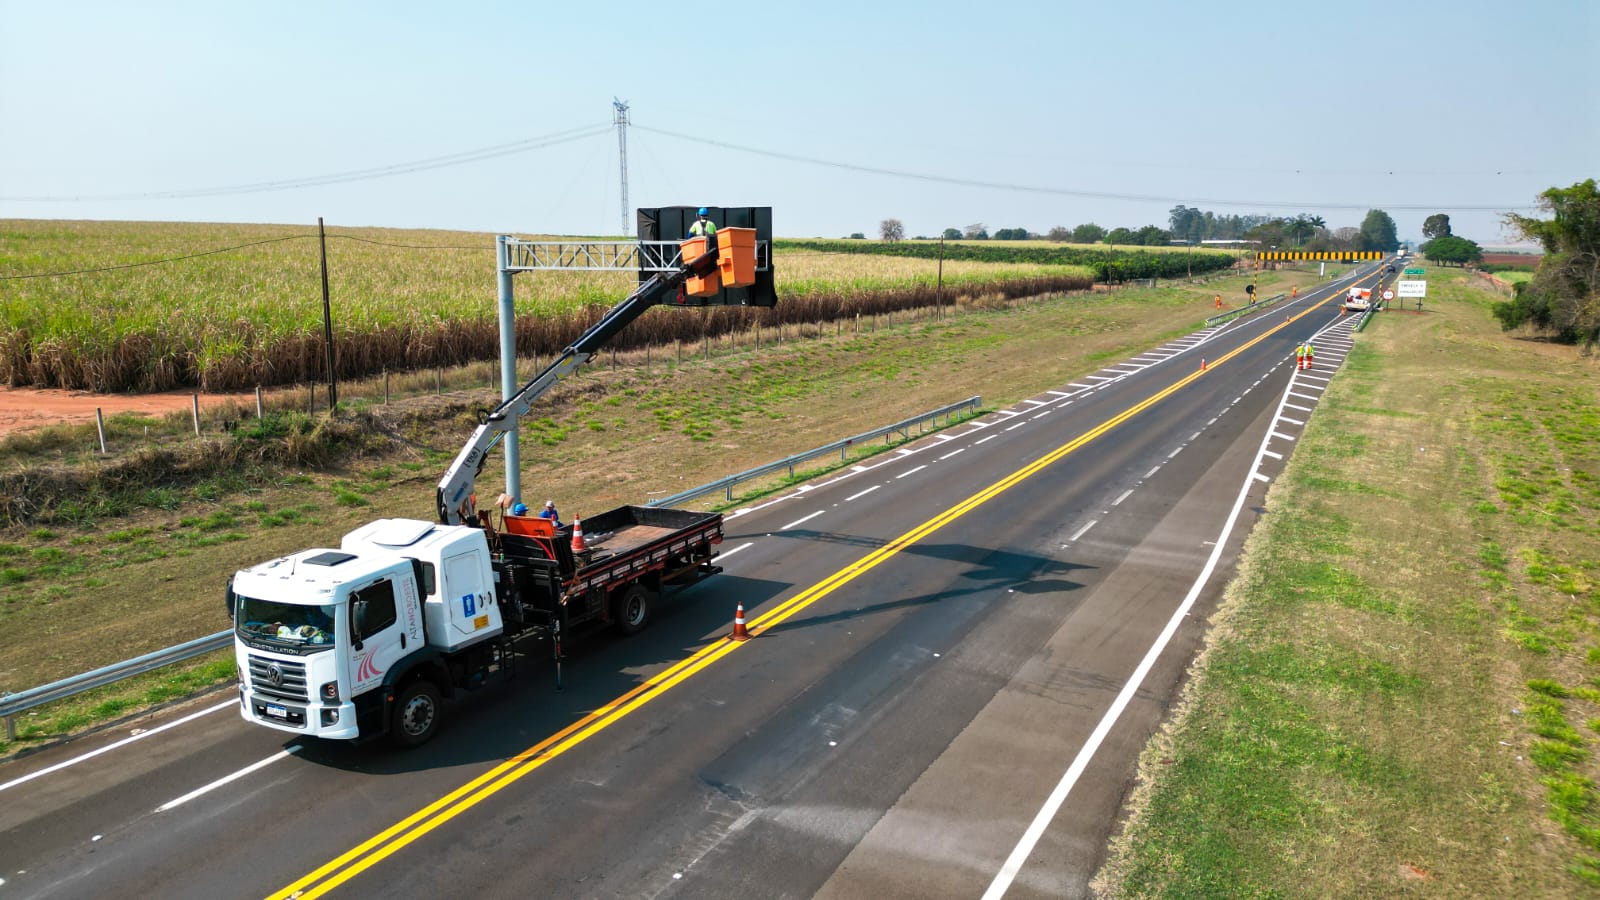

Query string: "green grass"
[1099, 266, 1600, 896]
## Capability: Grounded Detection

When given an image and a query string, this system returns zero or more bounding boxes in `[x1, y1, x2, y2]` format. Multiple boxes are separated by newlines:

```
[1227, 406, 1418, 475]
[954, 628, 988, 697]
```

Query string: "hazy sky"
[2, 0, 1594, 243]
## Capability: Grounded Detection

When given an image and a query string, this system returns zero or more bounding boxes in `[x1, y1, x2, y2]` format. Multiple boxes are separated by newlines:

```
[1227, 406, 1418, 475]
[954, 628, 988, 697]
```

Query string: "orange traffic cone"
[571, 515, 587, 553]
[729, 602, 750, 642]
[1200, 357, 1207, 371]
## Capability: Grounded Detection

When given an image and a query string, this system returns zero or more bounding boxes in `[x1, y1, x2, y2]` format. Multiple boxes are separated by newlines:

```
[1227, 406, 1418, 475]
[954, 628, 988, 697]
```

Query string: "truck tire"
[390, 679, 442, 749]
[613, 584, 654, 636]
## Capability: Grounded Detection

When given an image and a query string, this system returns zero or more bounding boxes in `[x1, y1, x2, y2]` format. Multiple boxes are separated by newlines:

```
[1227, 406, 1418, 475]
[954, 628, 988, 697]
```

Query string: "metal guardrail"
[647, 396, 983, 509]
[1205, 293, 1286, 326]
[1, 630, 232, 740]
[2, 397, 982, 740]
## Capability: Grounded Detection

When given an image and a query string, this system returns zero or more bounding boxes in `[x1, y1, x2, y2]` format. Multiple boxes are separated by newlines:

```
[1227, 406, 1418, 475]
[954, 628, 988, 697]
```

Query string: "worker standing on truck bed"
[689, 207, 716, 238]
[540, 500, 564, 529]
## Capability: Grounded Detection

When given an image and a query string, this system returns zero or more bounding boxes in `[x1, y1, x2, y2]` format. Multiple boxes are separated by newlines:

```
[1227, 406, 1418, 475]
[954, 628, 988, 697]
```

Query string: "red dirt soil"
[0, 386, 248, 438]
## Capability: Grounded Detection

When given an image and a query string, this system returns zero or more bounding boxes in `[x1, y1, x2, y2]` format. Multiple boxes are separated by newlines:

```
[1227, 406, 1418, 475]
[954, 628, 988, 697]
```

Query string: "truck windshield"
[235, 595, 337, 652]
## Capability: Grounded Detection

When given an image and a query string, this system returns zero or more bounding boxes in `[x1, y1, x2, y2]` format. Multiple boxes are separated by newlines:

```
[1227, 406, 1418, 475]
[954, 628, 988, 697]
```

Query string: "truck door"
[349, 576, 410, 696]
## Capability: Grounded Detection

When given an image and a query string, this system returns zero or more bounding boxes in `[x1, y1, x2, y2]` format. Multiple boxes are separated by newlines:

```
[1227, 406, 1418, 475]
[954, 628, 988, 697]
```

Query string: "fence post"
[192, 394, 201, 435]
[255, 386, 264, 419]
[95, 408, 107, 454]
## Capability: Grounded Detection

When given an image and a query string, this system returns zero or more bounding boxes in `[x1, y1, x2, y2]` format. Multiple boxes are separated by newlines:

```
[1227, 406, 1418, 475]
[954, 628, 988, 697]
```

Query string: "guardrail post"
[4, 706, 13, 741]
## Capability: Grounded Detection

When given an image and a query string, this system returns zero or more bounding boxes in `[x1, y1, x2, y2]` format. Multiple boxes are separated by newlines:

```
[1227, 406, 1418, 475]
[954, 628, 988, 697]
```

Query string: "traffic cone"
[571, 515, 587, 553]
[729, 601, 750, 642]
[1200, 357, 1207, 371]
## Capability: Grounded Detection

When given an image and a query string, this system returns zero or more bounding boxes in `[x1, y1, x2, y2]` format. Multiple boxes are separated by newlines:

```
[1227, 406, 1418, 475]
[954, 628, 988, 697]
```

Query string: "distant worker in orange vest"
[1295, 342, 1306, 370]
[1305, 341, 1315, 370]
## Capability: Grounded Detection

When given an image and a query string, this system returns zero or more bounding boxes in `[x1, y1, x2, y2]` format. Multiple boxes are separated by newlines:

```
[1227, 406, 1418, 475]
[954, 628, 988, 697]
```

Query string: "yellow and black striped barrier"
[1256, 251, 1384, 261]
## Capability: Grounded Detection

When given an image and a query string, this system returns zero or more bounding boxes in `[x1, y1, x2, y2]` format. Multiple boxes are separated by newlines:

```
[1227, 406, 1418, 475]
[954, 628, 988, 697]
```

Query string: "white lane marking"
[716, 542, 755, 561]
[797, 484, 815, 493]
[1047, 390, 1071, 397]
[852, 465, 870, 472]
[983, 340, 1309, 900]
[1068, 520, 1098, 542]
[1144, 466, 1161, 479]
[0, 700, 235, 793]
[1270, 431, 1298, 442]
[1289, 392, 1321, 402]
[969, 419, 992, 429]
[1023, 399, 1047, 407]
[996, 409, 1022, 418]
[1253, 472, 1272, 483]
[896, 465, 928, 479]
[939, 448, 966, 461]
[1189, 431, 1202, 441]
[1284, 403, 1313, 412]
[1280, 416, 1304, 426]
[1111, 489, 1134, 507]
[1167, 446, 1183, 459]
[1295, 383, 1326, 392]
[780, 510, 825, 530]
[843, 486, 881, 502]
[1032, 411, 1052, 420]
[1067, 383, 1093, 389]
[1206, 417, 1218, 426]
[1263, 449, 1283, 460]
[1005, 422, 1026, 432]
[157, 746, 303, 812]
[974, 435, 998, 445]
[935, 434, 956, 442]
[1084, 375, 1111, 382]
[896, 448, 916, 456]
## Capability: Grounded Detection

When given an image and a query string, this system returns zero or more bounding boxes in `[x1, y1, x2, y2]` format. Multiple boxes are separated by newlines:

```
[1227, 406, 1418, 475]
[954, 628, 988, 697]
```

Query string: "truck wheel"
[390, 679, 442, 748]
[614, 584, 654, 635]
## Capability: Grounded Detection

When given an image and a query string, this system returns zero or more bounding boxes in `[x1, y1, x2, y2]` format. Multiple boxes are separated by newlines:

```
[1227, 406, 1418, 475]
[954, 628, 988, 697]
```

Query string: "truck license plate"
[265, 703, 288, 719]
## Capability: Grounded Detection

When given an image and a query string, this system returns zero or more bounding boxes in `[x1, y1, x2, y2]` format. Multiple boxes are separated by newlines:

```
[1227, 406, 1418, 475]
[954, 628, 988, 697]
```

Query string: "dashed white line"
[1206, 417, 1218, 426]
[781, 510, 825, 530]
[897, 465, 928, 479]
[1111, 489, 1134, 506]
[843, 486, 881, 502]
[158, 747, 303, 812]
[1189, 431, 1202, 441]
[1068, 520, 1098, 542]
[974, 435, 997, 445]
[1032, 410, 1052, 420]
[716, 541, 756, 560]
[1144, 466, 1161, 479]
[939, 448, 966, 461]
[0, 700, 235, 793]
[1005, 422, 1026, 432]
[1167, 446, 1183, 459]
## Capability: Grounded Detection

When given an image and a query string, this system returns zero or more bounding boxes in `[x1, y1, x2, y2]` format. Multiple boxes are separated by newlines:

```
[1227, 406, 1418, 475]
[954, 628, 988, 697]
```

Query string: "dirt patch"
[0, 387, 253, 438]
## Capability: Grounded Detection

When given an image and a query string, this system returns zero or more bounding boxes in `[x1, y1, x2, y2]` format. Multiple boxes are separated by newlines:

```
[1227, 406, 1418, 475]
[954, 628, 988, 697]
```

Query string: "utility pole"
[614, 98, 630, 236]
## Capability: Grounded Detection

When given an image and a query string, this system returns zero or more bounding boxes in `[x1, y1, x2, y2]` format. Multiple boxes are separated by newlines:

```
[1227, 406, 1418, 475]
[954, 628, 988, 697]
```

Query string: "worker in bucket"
[539, 499, 564, 529]
[689, 207, 717, 238]
[510, 501, 529, 517]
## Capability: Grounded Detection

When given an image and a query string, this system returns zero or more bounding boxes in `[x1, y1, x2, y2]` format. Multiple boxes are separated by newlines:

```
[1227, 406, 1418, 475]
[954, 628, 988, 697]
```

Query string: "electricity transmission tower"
[613, 98, 630, 236]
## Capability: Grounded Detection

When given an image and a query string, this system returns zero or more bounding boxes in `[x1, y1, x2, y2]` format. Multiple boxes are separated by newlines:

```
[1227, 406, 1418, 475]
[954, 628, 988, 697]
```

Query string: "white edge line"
[843, 485, 881, 502]
[982, 353, 1304, 900]
[157, 746, 302, 812]
[0, 700, 235, 793]
[716, 541, 755, 561]
[780, 510, 825, 530]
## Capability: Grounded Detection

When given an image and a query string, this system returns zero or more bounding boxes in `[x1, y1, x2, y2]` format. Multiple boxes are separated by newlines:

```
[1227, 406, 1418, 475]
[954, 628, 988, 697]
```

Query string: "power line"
[3, 123, 613, 202]
[0, 234, 314, 280]
[633, 124, 1538, 213]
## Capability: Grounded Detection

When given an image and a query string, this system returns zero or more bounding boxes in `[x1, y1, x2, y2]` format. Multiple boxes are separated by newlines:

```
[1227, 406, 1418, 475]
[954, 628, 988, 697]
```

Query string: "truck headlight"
[320, 681, 339, 702]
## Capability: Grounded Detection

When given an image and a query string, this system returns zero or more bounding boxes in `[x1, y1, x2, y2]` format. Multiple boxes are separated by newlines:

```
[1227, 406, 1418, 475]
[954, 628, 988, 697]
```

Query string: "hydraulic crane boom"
[436, 244, 725, 525]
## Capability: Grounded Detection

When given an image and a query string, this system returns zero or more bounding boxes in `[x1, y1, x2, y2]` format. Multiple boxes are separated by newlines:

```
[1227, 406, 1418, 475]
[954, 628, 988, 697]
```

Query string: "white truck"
[227, 229, 757, 747]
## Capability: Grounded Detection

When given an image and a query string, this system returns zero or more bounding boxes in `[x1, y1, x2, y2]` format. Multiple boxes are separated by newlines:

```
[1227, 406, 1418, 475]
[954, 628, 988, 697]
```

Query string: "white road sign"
[1397, 280, 1427, 298]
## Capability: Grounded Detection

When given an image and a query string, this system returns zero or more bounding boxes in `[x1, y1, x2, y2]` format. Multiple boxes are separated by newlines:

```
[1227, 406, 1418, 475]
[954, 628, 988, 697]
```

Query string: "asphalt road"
[0, 263, 1387, 899]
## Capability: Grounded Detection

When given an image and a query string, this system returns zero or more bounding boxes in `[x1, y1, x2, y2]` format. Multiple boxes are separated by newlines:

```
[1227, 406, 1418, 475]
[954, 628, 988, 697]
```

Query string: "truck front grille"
[248, 655, 309, 701]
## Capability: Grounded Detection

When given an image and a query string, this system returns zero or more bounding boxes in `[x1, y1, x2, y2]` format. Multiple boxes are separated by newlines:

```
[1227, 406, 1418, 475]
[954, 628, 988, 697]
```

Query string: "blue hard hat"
[511, 502, 528, 515]
[697, 207, 708, 216]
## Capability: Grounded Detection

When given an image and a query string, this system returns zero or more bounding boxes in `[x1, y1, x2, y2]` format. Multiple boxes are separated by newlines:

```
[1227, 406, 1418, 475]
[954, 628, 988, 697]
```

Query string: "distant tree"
[1072, 223, 1106, 244]
[1359, 209, 1400, 252]
[1421, 213, 1453, 240]
[1420, 235, 1482, 267]
[1284, 215, 1319, 246]
[1168, 205, 1204, 244]
[879, 218, 905, 242]
[942, 227, 963, 241]
[1247, 219, 1288, 249]
[1134, 225, 1170, 245]
[1332, 226, 1361, 247]
[993, 227, 1030, 240]
[848, 232, 866, 240]
[1047, 226, 1071, 242]
[1105, 226, 1135, 246]
[1496, 179, 1600, 346]
[963, 223, 988, 240]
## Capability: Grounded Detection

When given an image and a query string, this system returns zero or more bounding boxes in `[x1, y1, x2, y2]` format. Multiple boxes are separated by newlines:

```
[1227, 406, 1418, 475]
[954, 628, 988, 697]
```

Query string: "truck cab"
[230, 519, 503, 744]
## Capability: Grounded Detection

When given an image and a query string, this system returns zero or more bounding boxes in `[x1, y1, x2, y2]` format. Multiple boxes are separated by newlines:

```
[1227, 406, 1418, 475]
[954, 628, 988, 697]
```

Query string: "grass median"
[1098, 268, 1600, 895]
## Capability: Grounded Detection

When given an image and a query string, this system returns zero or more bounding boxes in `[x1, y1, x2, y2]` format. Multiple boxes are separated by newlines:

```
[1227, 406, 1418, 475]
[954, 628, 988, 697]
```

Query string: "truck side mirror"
[352, 599, 368, 651]
[225, 577, 237, 621]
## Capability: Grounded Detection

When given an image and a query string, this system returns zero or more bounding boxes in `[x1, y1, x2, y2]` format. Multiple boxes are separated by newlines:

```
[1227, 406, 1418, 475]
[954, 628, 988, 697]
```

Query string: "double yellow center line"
[271, 298, 1325, 898]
